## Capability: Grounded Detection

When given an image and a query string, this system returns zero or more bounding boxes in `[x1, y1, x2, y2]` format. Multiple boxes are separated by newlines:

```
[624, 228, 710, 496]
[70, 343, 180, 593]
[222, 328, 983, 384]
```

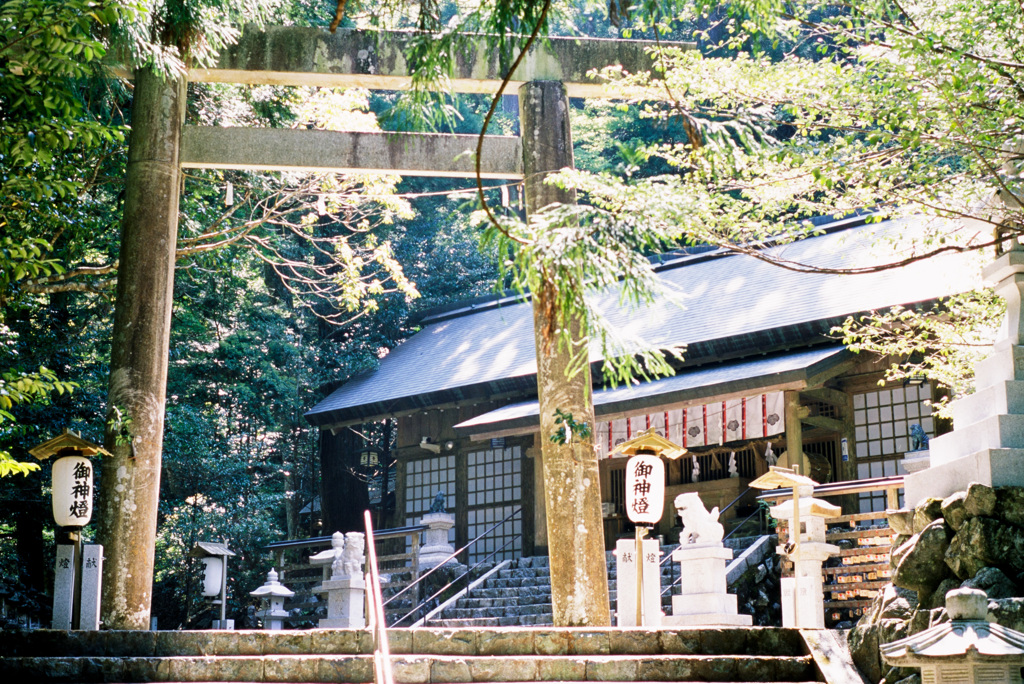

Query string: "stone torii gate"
[100, 25, 691, 629]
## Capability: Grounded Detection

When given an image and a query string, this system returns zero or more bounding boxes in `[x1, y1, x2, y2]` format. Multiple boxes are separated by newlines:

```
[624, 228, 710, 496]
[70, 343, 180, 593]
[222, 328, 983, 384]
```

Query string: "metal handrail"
[264, 524, 428, 552]
[364, 511, 394, 684]
[392, 533, 519, 626]
[381, 507, 523, 625]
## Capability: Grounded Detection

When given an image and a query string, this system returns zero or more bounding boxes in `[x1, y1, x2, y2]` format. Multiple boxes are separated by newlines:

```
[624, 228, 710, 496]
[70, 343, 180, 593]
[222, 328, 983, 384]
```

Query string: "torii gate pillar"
[520, 80, 611, 626]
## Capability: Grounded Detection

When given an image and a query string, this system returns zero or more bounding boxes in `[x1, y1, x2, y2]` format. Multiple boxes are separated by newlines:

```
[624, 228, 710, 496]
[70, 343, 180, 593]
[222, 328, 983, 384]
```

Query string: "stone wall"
[848, 483, 1024, 683]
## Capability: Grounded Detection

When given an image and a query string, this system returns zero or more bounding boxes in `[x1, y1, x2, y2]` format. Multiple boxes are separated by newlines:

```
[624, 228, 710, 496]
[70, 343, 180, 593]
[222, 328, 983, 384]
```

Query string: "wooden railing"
[758, 475, 902, 626]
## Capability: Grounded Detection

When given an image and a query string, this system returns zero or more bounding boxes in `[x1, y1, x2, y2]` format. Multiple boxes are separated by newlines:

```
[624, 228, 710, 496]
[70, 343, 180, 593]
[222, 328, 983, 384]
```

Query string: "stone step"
[0, 652, 817, 683]
[929, 413, 1024, 463]
[6, 627, 808, 658]
[949, 379, 1024, 427]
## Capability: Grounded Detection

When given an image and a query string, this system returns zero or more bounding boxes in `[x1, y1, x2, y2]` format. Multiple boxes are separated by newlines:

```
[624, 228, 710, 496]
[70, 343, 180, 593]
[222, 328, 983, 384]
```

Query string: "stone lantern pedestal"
[663, 543, 751, 626]
[312, 531, 367, 628]
[418, 512, 456, 570]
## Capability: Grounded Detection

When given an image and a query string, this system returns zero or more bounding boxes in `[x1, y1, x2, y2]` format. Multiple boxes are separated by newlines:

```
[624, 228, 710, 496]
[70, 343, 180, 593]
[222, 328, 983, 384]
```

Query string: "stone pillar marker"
[615, 538, 662, 626]
[314, 531, 367, 628]
[79, 544, 103, 631]
[662, 493, 752, 627]
[52, 545, 76, 630]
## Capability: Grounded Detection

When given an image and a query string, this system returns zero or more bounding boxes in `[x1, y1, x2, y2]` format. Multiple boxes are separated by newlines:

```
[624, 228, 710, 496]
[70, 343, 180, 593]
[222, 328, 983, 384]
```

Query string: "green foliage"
[549, 408, 593, 445]
[834, 290, 1005, 415]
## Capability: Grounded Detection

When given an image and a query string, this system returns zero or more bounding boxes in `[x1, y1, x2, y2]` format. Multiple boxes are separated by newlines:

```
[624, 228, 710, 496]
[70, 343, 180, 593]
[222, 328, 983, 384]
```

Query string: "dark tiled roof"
[453, 346, 852, 437]
[306, 216, 979, 427]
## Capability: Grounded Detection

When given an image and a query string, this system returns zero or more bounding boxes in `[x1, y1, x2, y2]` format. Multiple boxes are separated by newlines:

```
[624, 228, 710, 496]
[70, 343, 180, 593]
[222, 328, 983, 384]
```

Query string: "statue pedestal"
[317, 576, 366, 628]
[663, 543, 751, 627]
[418, 512, 456, 570]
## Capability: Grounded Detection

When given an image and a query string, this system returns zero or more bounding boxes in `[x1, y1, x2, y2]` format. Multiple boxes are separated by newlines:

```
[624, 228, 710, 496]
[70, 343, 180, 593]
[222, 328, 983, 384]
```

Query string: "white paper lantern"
[201, 556, 224, 597]
[52, 455, 93, 527]
[625, 453, 665, 525]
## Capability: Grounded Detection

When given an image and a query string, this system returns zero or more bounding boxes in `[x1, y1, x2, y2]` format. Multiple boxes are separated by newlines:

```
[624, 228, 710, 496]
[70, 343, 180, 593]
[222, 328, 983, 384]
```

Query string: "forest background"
[1, 0, 1019, 629]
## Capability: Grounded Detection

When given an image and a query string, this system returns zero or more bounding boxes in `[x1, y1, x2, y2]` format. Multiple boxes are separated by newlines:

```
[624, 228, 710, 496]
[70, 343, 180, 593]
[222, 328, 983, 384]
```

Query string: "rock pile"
[848, 483, 1024, 683]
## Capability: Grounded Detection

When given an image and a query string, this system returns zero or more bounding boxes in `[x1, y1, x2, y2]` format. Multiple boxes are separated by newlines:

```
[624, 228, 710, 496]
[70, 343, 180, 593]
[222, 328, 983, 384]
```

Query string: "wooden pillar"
[97, 68, 185, 630]
[527, 445, 547, 554]
[520, 80, 610, 626]
[455, 449, 469, 563]
[784, 391, 809, 476]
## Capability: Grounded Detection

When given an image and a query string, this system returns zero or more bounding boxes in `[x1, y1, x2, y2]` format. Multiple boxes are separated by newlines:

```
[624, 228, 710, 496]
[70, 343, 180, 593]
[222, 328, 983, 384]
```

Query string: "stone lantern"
[881, 588, 1024, 683]
[250, 569, 293, 630]
[751, 465, 840, 629]
[29, 430, 110, 630]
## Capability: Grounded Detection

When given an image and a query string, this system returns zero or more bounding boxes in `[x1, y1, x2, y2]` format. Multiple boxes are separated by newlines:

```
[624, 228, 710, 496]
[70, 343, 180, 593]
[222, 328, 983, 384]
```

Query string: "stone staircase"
[1, 625, 834, 683]
[427, 542, 751, 628]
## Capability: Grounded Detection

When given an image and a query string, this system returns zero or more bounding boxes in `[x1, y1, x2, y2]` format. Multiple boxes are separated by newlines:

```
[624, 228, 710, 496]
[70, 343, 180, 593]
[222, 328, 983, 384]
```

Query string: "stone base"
[672, 591, 739, 616]
[211, 619, 235, 630]
[901, 451, 931, 474]
[662, 612, 752, 627]
[903, 448, 1024, 507]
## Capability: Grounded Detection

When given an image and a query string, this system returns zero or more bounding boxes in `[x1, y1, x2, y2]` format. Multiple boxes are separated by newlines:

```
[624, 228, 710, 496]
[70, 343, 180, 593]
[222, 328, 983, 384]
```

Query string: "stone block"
[951, 379, 1024, 427]
[973, 342, 1024, 388]
[477, 629, 534, 655]
[636, 655, 694, 680]
[264, 631, 312, 655]
[426, 656, 470, 683]
[904, 448, 1024, 506]
[213, 654, 264, 681]
[413, 629, 477, 655]
[699, 628, 746, 655]
[155, 631, 209, 656]
[317, 655, 373, 682]
[608, 629, 660, 654]
[568, 631, 610, 655]
[585, 655, 638, 680]
[692, 655, 737, 680]
[672, 591, 738, 616]
[930, 414, 1024, 465]
[537, 656, 586, 680]
[534, 630, 570, 655]
[307, 629, 360, 655]
[735, 655, 776, 681]
[658, 629, 700, 655]
[470, 655, 539, 681]
[121, 657, 169, 682]
[264, 655, 319, 683]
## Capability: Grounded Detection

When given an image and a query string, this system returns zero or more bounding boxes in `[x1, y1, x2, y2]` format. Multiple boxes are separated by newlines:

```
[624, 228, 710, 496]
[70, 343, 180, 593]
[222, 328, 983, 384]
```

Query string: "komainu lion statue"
[342, 531, 365, 576]
[675, 492, 724, 545]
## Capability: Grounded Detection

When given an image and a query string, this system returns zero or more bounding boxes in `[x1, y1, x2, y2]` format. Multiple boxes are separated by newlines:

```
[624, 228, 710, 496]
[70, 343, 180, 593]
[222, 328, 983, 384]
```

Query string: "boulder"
[945, 516, 1024, 580]
[963, 482, 997, 518]
[887, 508, 914, 536]
[890, 535, 915, 569]
[939, 491, 968, 531]
[995, 485, 1024, 528]
[988, 597, 1024, 631]
[848, 620, 883, 683]
[912, 498, 943, 534]
[893, 675, 921, 684]
[893, 520, 953, 594]
[920, 577, 959, 611]
[961, 566, 1019, 599]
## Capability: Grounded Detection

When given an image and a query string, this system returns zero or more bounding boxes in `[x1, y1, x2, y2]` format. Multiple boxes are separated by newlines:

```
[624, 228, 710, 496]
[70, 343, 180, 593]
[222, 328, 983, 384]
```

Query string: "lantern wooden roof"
[749, 465, 818, 490]
[29, 430, 111, 461]
[189, 541, 236, 558]
[611, 428, 687, 460]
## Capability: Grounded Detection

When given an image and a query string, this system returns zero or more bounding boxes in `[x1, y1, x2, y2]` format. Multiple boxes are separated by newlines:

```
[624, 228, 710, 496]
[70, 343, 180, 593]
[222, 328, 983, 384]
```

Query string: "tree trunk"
[319, 426, 370, 533]
[96, 67, 185, 630]
[519, 80, 611, 626]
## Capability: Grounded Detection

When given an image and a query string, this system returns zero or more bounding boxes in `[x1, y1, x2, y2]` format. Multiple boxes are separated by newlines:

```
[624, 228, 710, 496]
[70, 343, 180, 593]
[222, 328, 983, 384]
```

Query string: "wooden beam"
[180, 126, 523, 179]
[802, 415, 845, 433]
[179, 26, 695, 97]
